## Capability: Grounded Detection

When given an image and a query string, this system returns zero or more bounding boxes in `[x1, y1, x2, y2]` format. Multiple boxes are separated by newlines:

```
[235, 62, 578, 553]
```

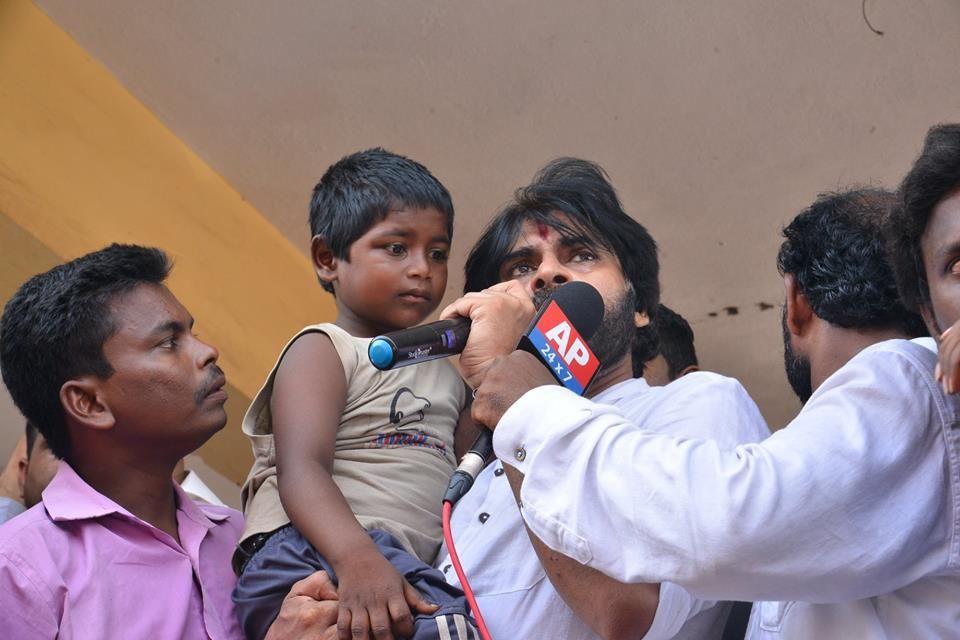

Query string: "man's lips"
[198, 371, 228, 403]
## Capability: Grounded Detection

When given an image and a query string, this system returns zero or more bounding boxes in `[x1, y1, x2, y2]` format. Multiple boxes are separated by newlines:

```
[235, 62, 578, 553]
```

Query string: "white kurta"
[494, 338, 960, 639]
[439, 372, 770, 639]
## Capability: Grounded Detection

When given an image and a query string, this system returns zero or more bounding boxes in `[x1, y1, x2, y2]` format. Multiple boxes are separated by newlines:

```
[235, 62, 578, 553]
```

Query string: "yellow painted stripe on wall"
[0, 0, 336, 399]
[0, 0, 337, 483]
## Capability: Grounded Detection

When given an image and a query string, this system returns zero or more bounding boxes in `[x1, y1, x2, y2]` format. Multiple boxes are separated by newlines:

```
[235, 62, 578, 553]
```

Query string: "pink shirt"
[0, 462, 244, 639]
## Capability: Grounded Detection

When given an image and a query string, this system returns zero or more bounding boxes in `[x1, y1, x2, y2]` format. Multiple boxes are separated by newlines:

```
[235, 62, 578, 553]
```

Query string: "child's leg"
[233, 526, 478, 640]
[368, 530, 479, 640]
[233, 525, 334, 640]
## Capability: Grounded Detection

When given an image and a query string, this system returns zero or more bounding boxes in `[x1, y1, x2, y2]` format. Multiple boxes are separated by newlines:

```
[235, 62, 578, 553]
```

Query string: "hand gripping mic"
[442, 281, 605, 505]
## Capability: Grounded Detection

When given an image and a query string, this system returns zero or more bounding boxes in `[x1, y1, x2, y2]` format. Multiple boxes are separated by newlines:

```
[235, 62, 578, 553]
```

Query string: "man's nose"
[533, 255, 569, 291]
[195, 336, 220, 369]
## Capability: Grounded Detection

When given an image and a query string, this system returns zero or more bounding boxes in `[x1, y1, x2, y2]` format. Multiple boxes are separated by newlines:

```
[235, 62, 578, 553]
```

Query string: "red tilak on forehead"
[537, 222, 550, 239]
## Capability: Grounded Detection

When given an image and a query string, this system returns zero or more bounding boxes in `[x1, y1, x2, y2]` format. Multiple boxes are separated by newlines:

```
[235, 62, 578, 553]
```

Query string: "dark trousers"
[233, 526, 477, 640]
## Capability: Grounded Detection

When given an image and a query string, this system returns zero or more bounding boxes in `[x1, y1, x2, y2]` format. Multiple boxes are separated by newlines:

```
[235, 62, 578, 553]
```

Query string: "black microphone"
[442, 281, 605, 504]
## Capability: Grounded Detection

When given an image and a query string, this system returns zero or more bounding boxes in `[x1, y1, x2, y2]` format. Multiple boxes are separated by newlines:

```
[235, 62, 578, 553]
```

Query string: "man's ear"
[311, 235, 339, 290]
[783, 273, 814, 338]
[678, 364, 700, 378]
[60, 378, 115, 433]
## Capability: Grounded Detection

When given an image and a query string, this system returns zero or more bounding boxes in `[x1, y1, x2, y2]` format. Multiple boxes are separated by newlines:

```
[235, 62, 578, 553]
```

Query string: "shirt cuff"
[492, 385, 600, 565]
[492, 384, 592, 473]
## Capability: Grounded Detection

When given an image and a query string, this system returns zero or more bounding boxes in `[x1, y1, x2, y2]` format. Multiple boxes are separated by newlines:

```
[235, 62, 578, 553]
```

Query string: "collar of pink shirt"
[0, 460, 244, 640]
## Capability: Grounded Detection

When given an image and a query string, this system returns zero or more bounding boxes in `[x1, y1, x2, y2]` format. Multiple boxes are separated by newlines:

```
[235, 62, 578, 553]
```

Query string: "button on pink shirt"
[0, 461, 244, 639]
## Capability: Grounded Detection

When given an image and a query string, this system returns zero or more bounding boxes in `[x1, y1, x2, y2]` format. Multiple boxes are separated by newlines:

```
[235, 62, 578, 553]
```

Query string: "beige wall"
[3, 0, 960, 483]
[30, 0, 960, 430]
[0, 0, 338, 487]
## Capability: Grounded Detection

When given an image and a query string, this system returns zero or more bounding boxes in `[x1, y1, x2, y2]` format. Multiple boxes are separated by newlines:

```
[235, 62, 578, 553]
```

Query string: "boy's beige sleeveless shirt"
[239, 323, 466, 563]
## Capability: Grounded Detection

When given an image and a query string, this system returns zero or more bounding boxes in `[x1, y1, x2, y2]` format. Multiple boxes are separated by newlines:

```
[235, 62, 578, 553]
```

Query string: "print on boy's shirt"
[371, 387, 449, 454]
[390, 387, 431, 429]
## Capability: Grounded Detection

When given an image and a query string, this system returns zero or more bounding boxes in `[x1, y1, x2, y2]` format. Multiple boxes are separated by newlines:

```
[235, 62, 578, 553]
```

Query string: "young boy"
[233, 149, 476, 640]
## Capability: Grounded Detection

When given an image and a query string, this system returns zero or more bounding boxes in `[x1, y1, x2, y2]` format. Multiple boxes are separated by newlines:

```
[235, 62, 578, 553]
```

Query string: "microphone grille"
[548, 281, 605, 339]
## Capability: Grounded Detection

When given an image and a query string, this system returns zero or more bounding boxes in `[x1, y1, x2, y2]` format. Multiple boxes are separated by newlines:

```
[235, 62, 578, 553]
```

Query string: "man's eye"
[950, 259, 960, 277]
[160, 337, 178, 350]
[386, 243, 406, 256]
[510, 263, 535, 277]
[571, 250, 597, 263]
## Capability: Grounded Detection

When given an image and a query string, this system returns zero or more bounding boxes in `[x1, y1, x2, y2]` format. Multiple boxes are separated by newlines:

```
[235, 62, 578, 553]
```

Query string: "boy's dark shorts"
[233, 525, 478, 640]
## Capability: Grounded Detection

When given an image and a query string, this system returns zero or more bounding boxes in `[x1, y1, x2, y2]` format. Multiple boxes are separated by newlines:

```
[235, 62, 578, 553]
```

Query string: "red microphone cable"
[442, 500, 493, 640]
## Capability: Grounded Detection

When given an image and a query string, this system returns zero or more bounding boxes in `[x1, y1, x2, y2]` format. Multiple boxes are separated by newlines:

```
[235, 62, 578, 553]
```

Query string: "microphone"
[442, 281, 605, 504]
[369, 318, 471, 370]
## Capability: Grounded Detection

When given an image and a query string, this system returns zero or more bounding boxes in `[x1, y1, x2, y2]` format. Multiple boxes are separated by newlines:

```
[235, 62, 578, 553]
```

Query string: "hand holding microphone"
[368, 281, 604, 504]
[368, 281, 534, 388]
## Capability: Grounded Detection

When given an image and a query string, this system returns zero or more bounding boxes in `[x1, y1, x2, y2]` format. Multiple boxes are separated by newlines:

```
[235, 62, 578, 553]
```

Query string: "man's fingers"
[939, 328, 960, 394]
[439, 293, 487, 321]
[289, 570, 339, 602]
[402, 580, 438, 615]
[263, 599, 340, 640]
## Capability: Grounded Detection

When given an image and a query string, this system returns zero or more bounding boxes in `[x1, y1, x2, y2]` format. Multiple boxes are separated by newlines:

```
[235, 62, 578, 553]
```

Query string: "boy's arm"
[272, 332, 434, 640]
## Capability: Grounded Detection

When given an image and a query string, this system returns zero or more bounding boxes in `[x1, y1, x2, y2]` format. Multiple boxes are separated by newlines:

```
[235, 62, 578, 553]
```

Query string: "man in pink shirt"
[0, 244, 337, 639]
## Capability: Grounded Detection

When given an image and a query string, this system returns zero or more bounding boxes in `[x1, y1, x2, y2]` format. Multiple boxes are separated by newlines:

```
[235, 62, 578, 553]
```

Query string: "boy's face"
[921, 188, 960, 336]
[92, 283, 228, 461]
[334, 207, 450, 334]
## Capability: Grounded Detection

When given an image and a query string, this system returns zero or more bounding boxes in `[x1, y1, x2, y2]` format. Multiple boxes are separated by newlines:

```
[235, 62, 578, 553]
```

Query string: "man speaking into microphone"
[432, 158, 769, 640]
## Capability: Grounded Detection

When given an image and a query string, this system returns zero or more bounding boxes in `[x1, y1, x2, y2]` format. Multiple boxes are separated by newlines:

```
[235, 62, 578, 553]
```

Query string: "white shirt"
[494, 338, 960, 639]
[439, 372, 770, 639]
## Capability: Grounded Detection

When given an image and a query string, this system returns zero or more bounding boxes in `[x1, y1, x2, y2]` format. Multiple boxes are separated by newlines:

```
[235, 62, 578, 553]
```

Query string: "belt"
[232, 526, 288, 575]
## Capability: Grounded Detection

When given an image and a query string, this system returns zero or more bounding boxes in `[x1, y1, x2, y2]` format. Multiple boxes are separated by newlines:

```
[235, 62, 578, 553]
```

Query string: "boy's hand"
[440, 281, 535, 388]
[336, 550, 437, 640]
[935, 321, 960, 395]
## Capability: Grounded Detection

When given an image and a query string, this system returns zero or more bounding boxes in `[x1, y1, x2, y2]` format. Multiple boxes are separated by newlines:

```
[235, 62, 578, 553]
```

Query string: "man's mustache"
[532, 286, 559, 311]
[194, 365, 226, 405]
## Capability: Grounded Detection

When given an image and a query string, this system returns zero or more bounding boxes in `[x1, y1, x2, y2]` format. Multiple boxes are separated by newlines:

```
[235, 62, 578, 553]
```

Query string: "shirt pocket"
[463, 556, 547, 596]
[758, 600, 795, 632]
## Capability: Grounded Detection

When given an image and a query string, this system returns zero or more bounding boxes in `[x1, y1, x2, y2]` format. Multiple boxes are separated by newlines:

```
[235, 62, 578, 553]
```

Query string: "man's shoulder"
[839, 338, 940, 390]
[609, 372, 769, 445]
[0, 503, 66, 579]
[668, 370, 749, 396]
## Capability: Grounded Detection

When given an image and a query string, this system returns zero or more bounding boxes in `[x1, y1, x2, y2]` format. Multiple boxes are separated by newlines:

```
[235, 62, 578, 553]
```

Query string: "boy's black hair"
[309, 148, 455, 293]
[464, 158, 659, 326]
[778, 188, 926, 337]
[0, 244, 171, 459]
[886, 123, 960, 312]
[25, 422, 39, 460]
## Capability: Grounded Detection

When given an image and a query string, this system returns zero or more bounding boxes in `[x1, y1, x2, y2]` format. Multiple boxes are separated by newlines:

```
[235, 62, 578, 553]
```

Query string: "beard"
[532, 283, 638, 373]
[781, 307, 813, 404]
